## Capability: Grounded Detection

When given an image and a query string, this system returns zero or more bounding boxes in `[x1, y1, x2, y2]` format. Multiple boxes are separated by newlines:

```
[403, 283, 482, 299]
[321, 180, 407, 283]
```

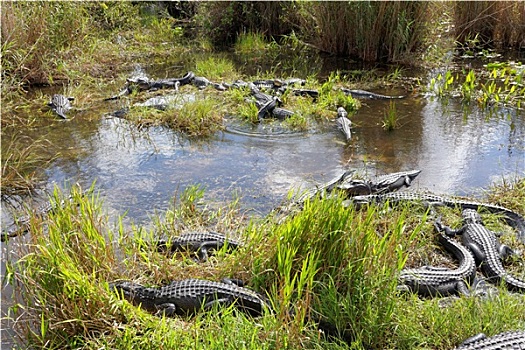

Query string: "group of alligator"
[47, 67, 407, 141]
[3, 167, 524, 348]
[105, 168, 525, 348]
[15, 68, 525, 348]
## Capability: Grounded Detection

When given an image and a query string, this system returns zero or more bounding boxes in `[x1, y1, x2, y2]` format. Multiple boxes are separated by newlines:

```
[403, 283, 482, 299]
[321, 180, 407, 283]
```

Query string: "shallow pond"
[1, 54, 525, 347]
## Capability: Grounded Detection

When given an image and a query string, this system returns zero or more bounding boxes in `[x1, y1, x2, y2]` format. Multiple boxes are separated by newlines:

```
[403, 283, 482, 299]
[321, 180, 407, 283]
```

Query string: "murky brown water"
[1, 52, 525, 347]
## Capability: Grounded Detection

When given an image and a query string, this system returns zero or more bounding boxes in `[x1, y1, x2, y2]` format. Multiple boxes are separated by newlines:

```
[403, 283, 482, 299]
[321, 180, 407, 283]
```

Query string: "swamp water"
[1, 59, 525, 347]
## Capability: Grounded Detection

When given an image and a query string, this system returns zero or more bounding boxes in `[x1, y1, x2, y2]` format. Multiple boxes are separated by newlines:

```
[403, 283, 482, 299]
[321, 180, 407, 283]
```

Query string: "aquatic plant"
[194, 56, 237, 82]
[382, 101, 400, 131]
[234, 31, 278, 55]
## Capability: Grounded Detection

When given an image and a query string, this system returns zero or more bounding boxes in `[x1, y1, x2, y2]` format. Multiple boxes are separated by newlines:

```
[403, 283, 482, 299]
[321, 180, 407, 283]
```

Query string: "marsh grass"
[123, 98, 224, 136]
[382, 101, 401, 131]
[1, 134, 55, 202]
[6, 180, 525, 349]
[454, 1, 525, 49]
[234, 31, 278, 55]
[295, 2, 429, 62]
[194, 56, 238, 82]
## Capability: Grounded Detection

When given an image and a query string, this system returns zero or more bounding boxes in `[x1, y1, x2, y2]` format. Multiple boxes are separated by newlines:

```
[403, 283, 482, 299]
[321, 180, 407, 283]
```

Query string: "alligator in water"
[398, 231, 477, 297]
[1, 196, 71, 242]
[110, 278, 270, 317]
[454, 330, 525, 349]
[346, 192, 525, 244]
[340, 87, 405, 99]
[336, 107, 352, 141]
[155, 231, 242, 261]
[48, 94, 74, 119]
[438, 209, 525, 292]
[104, 71, 194, 101]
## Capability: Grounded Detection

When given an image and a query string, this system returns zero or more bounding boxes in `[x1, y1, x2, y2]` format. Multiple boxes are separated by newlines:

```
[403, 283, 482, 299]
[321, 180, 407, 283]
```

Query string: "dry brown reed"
[295, 2, 429, 62]
[454, 1, 525, 48]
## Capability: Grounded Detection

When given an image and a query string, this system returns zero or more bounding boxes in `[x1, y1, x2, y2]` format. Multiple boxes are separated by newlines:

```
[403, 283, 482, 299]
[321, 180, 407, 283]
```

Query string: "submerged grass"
[6, 178, 525, 349]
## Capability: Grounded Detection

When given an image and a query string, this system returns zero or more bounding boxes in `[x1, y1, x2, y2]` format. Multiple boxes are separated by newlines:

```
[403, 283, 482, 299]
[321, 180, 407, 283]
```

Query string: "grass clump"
[123, 98, 225, 137]
[194, 56, 238, 82]
[382, 101, 401, 131]
[6, 179, 525, 349]
[170, 98, 225, 137]
[234, 31, 278, 55]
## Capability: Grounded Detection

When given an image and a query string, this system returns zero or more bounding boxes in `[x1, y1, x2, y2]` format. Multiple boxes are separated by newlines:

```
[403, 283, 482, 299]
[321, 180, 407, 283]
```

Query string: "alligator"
[271, 107, 295, 120]
[48, 94, 74, 119]
[1, 197, 70, 242]
[257, 97, 279, 120]
[223, 80, 249, 90]
[104, 71, 194, 101]
[366, 169, 421, 194]
[437, 209, 525, 292]
[110, 278, 271, 317]
[191, 76, 210, 89]
[133, 94, 179, 110]
[340, 87, 405, 100]
[328, 169, 422, 197]
[111, 278, 353, 344]
[454, 330, 525, 349]
[398, 231, 477, 297]
[346, 192, 525, 244]
[252, 79, 280, 91]
[336, 107, 352, 141]
[155, 231, 242, 261]
[248, 83, 283, 120]
[278, 169, 421, 216]
[293, 89, 319, 99]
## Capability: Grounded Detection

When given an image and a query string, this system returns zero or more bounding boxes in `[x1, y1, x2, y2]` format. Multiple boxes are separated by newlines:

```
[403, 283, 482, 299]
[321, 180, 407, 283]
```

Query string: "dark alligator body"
[293, 89, 319, 99]
[156, 231, 242, 260]
[111, 278, 353, 344]
[340, 87, 405, 99]
[439, 209, 525, 292]
[398, 232, 477, 297]
[278, 170, 421, 216]
[454, 330, 525, 349]
[271, 107, 294, 119]
[104, 71, 194, 101]
[347, 192, 525, 244]
[111, 278, 270, 317]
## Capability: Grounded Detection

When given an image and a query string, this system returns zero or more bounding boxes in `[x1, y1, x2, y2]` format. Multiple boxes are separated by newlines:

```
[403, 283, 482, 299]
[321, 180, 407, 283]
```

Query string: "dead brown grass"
[454, 1, 525, 48]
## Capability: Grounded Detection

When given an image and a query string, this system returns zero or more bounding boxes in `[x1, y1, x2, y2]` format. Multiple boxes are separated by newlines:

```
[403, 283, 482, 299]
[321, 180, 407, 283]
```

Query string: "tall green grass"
[6, 180, 525, 349]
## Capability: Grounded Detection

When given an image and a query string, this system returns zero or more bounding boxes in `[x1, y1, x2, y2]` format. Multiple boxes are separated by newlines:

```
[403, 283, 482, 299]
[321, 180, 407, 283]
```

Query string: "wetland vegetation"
[2, 1, 525, 349]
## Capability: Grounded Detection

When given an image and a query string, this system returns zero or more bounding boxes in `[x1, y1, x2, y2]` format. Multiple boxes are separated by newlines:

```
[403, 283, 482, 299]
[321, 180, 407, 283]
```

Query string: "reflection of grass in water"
[8, 181, 525, 348]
